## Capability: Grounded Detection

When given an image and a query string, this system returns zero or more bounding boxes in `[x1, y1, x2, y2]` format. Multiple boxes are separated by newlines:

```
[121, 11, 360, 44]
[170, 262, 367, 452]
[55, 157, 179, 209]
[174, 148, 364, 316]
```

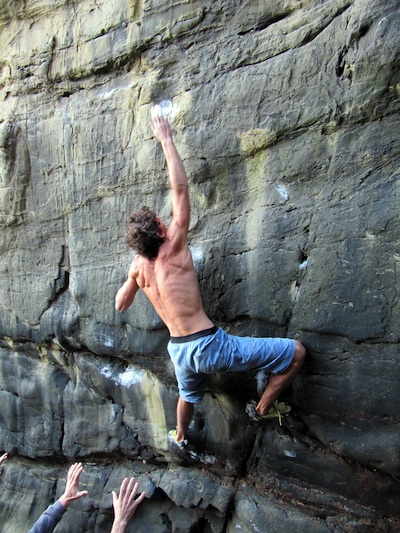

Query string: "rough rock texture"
[0, 0, 399, 531]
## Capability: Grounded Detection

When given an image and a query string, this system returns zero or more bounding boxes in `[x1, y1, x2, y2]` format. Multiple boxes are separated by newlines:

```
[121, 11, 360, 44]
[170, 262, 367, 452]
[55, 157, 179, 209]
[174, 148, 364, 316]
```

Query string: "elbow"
[115, 294, 125, 312]
[115, 294, 132, 313]
[115, 280, 136, 311]
[115, 301, 127, 313]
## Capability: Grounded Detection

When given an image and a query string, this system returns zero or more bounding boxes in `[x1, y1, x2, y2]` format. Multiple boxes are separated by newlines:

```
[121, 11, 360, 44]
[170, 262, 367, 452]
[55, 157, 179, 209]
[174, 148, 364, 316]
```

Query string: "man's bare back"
[129, 241, 213, 337]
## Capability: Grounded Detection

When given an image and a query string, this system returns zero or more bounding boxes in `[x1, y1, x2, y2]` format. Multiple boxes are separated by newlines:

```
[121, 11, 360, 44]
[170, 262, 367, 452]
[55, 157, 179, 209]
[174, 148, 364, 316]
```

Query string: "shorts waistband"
[170, 326, 218, 344]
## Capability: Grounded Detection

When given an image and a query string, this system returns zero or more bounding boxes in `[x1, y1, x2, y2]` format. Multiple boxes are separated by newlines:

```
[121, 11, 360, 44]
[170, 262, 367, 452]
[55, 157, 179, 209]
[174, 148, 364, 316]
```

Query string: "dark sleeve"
[27, 500, 67, 533]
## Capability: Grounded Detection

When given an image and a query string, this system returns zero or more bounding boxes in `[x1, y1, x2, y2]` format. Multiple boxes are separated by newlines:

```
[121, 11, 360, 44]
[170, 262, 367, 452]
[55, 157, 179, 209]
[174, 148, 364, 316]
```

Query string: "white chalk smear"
[190, 246, 204, 266]
[100, 365, 144, 386]
[299, 259, 308, 271]
[276, 184, 289, 202]
[121, 368, 145, 386]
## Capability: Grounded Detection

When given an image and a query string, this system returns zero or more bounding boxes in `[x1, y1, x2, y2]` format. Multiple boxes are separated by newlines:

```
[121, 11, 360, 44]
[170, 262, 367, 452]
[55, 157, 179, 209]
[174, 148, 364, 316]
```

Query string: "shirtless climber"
[115, 115, 306, 447]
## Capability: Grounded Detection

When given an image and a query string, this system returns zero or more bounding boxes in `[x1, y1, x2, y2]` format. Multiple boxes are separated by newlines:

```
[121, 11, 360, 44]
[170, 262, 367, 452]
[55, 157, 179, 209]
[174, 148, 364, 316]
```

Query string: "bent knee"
[293, 340, 306, 366]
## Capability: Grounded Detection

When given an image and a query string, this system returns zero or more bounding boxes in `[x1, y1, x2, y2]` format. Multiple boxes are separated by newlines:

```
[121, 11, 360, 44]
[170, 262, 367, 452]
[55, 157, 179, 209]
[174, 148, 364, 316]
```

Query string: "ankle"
[256, 398, 274, 416]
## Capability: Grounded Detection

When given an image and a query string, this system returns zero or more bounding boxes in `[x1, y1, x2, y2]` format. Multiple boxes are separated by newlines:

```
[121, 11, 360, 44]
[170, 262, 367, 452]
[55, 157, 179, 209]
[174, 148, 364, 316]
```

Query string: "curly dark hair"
[126, 206, 165, 259]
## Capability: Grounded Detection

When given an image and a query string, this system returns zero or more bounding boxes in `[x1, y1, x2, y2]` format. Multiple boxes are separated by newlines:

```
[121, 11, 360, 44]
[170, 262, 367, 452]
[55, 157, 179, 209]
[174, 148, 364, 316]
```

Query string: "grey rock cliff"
[0, 0, 399, 531]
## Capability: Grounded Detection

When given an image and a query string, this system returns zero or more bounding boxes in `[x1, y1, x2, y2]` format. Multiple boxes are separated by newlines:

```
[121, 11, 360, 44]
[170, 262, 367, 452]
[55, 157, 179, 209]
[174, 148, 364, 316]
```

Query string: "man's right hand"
[150, 116, 173, 144]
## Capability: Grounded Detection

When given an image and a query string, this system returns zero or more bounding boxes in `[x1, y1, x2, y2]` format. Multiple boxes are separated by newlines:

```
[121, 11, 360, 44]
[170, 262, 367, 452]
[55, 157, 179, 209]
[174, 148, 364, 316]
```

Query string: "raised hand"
[59, 462, 89, 508]
[110, 477, 146, 533]
[150, 115, 173, 144]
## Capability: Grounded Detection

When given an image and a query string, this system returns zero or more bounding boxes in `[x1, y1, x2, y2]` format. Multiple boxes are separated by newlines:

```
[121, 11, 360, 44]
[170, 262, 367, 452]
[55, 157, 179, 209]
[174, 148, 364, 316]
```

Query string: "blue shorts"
[167, 327, 296, 403]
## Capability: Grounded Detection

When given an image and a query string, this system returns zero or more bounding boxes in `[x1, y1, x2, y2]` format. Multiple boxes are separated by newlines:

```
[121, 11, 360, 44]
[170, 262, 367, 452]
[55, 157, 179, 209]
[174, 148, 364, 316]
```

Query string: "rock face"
[0, 0, 399, 531]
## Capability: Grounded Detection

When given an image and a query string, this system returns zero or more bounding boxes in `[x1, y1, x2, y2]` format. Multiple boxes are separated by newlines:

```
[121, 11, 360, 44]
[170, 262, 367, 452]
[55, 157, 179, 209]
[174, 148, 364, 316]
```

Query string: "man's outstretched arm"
[150, 117, 190, 243]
